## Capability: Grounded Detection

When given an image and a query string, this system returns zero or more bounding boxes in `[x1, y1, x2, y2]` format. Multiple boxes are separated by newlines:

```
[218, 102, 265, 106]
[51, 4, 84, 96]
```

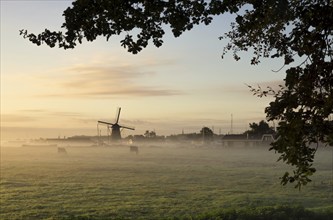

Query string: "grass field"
[1, 143, 332, 219]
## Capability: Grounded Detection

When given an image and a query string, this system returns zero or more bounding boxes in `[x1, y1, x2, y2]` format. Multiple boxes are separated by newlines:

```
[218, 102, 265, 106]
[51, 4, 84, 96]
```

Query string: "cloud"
[38, 61, 183, 98]
[0, 110, 97, 131]
[1, 110, 88, 126]
[1, 114, 36, 123]
[19, 109, 83, 117]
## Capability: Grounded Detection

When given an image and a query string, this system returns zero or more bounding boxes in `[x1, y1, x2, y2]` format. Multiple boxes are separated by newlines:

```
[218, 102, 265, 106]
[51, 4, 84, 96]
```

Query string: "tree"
[144, 130, 156, 138]
[245, 120, 275, 138]
[20, 0, 333, 188]
[200, 127, 214, 142]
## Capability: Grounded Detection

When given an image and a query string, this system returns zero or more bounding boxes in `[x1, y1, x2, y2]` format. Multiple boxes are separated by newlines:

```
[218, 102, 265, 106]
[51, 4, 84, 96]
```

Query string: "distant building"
[221, 134, 275, 147]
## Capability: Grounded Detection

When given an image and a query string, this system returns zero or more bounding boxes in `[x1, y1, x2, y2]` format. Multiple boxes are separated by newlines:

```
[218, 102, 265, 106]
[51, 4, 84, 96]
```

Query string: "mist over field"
[1, 141, 332, 219]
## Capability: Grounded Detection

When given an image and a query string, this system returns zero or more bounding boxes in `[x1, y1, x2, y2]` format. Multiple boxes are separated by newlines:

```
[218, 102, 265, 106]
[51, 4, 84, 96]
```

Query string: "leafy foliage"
[20, 0, 226, 53]
[244, 120, 275, 138]
[20, 0, 333, 188]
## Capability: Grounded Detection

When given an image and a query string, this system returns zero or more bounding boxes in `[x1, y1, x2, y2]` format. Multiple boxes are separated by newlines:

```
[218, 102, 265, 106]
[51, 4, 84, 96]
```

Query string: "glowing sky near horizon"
[1, 1, 285, 139]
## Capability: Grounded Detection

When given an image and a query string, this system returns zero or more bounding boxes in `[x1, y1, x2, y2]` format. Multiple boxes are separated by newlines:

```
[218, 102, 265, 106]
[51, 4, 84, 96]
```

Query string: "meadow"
[1, 143, 332, 219]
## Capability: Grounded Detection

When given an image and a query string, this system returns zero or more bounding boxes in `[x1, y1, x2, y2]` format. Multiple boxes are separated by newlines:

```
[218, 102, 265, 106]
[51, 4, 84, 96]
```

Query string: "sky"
[1, 0, 285, 140]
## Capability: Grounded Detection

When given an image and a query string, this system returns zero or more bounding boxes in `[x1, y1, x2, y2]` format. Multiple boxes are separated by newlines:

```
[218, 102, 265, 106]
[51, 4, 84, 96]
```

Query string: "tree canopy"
[21, 0, 333, 188]
[200, 127, 214, 141]
[244, 120, 275, 138]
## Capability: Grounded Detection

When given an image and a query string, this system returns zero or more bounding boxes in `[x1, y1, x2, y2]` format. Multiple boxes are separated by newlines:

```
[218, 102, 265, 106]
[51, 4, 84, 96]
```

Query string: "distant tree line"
[125, 122, 275, 143]
[124, 127, 218, 143]
[243, 120, 276, 139]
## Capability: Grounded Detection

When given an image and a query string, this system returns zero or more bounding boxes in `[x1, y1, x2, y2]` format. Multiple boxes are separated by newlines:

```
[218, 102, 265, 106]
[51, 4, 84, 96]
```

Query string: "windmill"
[98, 107, 135, 141]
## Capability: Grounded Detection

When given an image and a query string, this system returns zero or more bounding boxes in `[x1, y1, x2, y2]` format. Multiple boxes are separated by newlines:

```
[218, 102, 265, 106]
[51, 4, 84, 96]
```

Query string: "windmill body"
[98, 108, 134, 141]
[111, 124, 121, 140]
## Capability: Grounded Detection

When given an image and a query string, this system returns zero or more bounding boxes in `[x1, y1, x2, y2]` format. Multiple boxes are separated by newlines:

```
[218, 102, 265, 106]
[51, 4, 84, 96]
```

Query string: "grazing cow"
[130, 146, 139, 154]
[57, 147, 67, 154]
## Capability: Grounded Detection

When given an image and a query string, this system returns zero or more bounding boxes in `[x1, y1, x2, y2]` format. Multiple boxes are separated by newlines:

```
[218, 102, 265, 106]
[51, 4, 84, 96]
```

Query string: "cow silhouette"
[130, 146, 139, 154]
[57, 147, 67, 154]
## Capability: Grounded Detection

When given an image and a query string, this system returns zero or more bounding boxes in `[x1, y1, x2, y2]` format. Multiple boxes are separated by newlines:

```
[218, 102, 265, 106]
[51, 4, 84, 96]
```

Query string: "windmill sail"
[97, 120, 114, 126]
[115, 107, 121, 124]
[120, 125, 135, 130]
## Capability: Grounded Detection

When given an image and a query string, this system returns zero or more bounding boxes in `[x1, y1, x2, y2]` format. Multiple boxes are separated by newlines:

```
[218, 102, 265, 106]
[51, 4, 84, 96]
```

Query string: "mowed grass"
[1, 144, 332, 219]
